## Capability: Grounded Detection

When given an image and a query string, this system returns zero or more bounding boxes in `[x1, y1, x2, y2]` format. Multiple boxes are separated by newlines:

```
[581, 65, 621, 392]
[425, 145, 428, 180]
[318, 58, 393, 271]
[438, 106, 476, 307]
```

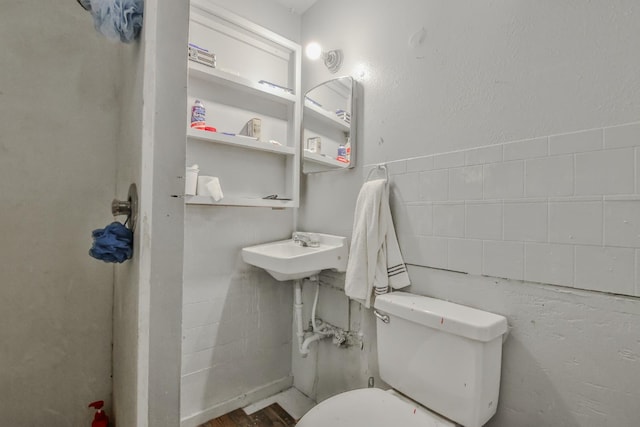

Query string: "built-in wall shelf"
[189, 62, 296, 106]
[187, 128, 295, 155]
[304, 101, 350, 132]
[185, 195, 295, 209]
[303, 151, 349, 168]
[187, 1, 301, 209]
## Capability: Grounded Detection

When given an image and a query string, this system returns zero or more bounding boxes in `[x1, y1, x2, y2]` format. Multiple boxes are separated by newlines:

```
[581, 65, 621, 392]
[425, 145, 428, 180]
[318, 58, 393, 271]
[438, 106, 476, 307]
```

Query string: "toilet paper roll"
[185, 165, 199, 196]
[196, 176, 213, 196]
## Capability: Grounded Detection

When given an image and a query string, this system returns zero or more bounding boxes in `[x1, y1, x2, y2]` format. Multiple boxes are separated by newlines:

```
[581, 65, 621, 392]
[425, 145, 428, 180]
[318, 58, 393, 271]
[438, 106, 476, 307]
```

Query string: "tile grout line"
[521, 239, 526, 281]
[573, 245, 577, 288]
[547, 198, 551, 244]
[572, 153, 576, 196]
[501, 199, 505, 241]
[635, 147, 638, 195]
[633, 249, 640, 296]
[601, 195, 606, 247]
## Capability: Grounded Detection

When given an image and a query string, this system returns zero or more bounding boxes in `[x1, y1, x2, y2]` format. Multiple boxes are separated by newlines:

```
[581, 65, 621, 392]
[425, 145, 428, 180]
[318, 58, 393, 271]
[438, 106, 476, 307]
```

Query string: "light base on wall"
[306, 42, 343, 73]
[323, 49, 343, 73]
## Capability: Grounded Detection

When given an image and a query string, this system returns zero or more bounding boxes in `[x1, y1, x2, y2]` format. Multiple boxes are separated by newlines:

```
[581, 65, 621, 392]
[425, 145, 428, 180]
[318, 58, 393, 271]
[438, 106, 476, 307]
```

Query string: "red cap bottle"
[88, 401, 109, 427]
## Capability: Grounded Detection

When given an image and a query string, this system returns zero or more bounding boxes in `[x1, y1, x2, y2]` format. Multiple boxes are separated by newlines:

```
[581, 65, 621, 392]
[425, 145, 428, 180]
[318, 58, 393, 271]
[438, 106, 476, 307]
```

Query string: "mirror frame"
[301, 76, 357, 174]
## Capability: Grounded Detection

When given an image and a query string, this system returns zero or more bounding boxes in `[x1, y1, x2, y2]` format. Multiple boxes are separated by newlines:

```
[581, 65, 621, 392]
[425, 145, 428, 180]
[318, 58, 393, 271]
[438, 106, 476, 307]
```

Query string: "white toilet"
[297, 292, 508, 427]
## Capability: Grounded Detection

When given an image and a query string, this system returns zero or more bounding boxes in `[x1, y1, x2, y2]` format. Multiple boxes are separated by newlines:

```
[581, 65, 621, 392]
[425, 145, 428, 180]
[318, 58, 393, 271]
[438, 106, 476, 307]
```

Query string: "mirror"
[302, 76, 357, 173]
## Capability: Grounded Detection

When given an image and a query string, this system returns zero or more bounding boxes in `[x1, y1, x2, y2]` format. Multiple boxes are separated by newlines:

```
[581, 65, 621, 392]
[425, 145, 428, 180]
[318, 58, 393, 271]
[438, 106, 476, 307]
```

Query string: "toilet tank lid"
[374, 292, 508, 342]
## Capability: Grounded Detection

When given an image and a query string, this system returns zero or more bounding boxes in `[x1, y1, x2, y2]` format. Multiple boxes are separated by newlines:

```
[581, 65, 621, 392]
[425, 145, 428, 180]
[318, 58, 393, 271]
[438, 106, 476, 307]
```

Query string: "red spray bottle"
[88, 401, 109, 427]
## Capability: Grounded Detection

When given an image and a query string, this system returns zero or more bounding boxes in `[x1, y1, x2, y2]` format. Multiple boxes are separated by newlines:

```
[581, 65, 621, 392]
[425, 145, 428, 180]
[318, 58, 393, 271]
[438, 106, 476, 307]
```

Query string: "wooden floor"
[199, 403, 297, 427]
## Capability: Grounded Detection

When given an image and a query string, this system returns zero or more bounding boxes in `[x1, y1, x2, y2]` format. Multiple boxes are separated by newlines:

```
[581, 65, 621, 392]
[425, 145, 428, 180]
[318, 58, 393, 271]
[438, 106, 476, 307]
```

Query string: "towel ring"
[366, 163, 389, 182]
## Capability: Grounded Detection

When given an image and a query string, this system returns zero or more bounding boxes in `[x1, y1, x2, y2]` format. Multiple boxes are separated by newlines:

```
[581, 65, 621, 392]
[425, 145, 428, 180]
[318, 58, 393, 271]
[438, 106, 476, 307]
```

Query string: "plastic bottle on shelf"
[190, 100, 206, 130]
[337, 143, 348, 163]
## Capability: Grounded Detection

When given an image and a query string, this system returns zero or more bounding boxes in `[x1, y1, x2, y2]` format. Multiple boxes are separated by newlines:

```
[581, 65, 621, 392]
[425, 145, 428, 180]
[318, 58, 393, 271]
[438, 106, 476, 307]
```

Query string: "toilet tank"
[374, 292, 508, 427]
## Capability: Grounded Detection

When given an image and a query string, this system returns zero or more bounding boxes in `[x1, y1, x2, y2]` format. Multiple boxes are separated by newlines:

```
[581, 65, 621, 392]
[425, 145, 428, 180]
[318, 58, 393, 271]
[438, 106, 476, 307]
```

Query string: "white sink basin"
[242, 233, 348, 281]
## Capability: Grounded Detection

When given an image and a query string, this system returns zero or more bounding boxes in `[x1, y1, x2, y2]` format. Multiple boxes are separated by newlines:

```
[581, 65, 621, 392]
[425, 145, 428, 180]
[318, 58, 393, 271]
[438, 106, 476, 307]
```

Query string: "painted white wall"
[113, 16, 146, 427]
[113, 0, 188, 425]
[140, 1, 189, 425]
[181, 207, 294, 425]
[304, 0, 640, 161]
[0, 2, 119, 426]
[208, 0, 301, 42]
[180, 1, 300, 425]
[296, 1, 640, 425]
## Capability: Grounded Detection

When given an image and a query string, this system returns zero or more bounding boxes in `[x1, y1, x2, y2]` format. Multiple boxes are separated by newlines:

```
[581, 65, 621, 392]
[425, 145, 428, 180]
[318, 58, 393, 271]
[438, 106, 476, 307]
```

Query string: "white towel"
[345, 179, 410, 308]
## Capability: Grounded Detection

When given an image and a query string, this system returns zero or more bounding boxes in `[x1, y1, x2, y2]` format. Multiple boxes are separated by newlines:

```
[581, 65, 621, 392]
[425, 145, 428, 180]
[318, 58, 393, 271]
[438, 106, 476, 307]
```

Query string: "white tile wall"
[503, 137, 548, 161]
[405, 204, 433, 236]
[636, 251, 640, 296]
[384, 121, 640, 297]
[525, 155, 574, 197]
[484, 241, 524, 280]
[574, 246, 635, 295]
[484, 161, 524, 199]
[549, 201, 602, 245]
[386, 159, 407, 175]
[603, 200, 640, 248]
[448, 238, 483, 274]
[604, 122, 640, 149]
[433, 203, 465, 237]
[418, 169, 448, 201]
[407, 155, 434, 172]
[549, 129, 603, 155]
[524, 243, 574, 286]
[392, 172, 420, 202]
[503, 201, 547, 242]
[449, 166, 483, 200]
[433, 151, 465, 169]
[415, 236, 449, 269]
[636, 149, 640, 192]
[465, 145, 503, 166]
[574, 149, 634, 195]
[466, 202, 502, 240]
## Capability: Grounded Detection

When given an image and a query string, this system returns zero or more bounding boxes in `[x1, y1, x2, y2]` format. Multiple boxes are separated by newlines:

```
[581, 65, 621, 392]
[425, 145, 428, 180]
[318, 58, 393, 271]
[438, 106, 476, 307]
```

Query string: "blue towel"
[89, 222, 133, 263]
[89, 0, 144, 43]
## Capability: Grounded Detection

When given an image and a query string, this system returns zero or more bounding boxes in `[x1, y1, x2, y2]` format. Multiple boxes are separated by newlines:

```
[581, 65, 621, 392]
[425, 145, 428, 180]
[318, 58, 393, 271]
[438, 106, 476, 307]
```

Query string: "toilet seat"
[296, 388, 457, 427]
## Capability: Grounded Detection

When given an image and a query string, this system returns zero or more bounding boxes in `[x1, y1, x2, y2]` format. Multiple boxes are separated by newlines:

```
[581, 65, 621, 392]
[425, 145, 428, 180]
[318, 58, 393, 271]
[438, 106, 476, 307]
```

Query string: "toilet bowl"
[297, 292, 508, 427]
[297, 388, 456, 427]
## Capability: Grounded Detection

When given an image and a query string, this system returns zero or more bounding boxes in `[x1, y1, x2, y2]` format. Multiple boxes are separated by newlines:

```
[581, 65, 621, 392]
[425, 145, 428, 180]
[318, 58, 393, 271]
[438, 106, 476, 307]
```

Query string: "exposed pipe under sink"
[294, 276, 343, 357]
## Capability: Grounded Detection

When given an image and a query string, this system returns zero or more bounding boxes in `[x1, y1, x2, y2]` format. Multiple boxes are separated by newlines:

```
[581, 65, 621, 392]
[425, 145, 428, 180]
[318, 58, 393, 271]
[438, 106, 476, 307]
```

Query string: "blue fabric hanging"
[88, 0, 144, 43]
[89, 222, 133, 263]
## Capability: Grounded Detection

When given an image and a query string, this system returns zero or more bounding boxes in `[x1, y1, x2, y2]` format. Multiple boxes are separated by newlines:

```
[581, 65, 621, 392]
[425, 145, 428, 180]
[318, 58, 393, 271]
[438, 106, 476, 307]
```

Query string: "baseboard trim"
[180, 376, 293, 427]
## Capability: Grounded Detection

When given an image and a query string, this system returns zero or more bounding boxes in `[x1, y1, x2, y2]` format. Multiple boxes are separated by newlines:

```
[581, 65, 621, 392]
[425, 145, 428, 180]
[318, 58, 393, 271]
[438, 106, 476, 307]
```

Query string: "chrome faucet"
[292, 232, 320, 247]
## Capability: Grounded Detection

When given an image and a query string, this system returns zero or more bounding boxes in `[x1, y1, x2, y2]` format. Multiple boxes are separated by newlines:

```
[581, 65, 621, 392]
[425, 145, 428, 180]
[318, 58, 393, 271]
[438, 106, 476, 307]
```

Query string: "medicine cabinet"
[302, 76, 357, 174]
[185, 0, 301, 208]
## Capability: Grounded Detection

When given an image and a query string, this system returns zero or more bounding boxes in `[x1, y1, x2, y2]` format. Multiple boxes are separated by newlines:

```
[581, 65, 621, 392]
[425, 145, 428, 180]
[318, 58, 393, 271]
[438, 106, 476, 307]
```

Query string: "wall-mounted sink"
[241, 233, 348, 281]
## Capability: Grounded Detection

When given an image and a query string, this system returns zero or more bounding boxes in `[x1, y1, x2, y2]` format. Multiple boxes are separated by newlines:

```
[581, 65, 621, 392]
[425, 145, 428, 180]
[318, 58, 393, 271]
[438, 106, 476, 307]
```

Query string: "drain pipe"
[294, 275, 330, 357]
[300, 333, 323, 354]
[294, 278, 306, 355]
